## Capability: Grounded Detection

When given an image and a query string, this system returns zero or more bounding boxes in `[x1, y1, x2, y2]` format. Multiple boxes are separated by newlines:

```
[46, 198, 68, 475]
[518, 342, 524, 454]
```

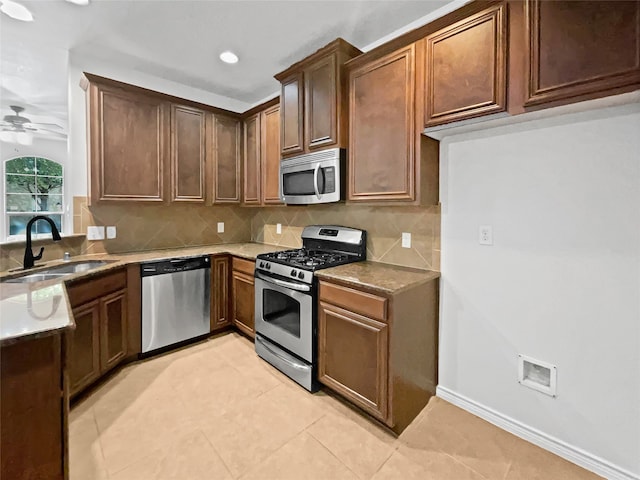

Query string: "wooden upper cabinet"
[424, 3, 507, 126]
[280, 73, 304, 156]
[304, 54, 338, 149]
[212, 114, 241, 203]
[348, 44, 416, 202]
[88, 82, 168, 203]
[261, 104, 283, 204]
[275, 39, 362, 158]
[171, 104, 206, 202]
[526, 0, 640, 107]
[243, 113, 261, 204]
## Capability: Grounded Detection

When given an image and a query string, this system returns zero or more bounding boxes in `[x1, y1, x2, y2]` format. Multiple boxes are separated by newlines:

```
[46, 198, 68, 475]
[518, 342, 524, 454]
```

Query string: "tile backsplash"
[1, 198, 440, 272]
[252, 204, 440, 271]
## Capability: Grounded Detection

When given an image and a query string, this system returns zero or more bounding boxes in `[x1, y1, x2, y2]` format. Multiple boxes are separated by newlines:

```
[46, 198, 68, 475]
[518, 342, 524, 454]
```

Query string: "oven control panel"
[256, 260, 311, 284]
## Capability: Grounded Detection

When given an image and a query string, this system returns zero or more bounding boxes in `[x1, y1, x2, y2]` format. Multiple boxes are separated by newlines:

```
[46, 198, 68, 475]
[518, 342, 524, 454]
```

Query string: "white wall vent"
[518, 354, 557, 397]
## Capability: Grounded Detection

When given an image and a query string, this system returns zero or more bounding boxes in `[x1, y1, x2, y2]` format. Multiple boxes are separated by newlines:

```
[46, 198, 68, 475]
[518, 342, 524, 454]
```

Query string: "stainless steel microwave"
[280, 148, 345, 205]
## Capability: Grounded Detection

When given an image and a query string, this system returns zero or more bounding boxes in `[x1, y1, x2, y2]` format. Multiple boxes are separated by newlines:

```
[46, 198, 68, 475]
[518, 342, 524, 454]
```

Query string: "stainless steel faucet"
[23, 215, 62, 270]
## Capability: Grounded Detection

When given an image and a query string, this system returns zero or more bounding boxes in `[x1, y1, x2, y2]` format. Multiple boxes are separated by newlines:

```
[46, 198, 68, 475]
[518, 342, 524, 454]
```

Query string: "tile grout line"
[303, 429, 363, 480]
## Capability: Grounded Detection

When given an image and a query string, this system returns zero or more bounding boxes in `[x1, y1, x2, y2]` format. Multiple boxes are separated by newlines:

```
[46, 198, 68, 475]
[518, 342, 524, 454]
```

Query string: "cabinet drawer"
[232, 257, 255, 276]
[67, 269, 127, 308]
[319, 281, 387, 321]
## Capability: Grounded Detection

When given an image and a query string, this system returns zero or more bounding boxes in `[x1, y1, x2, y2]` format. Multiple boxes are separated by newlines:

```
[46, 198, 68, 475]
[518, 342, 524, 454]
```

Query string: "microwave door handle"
[313, 164, 322, 200]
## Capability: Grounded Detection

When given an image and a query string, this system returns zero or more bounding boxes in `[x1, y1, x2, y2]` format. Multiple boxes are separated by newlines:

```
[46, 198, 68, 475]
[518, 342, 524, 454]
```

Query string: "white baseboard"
[436, 386, 639, 480]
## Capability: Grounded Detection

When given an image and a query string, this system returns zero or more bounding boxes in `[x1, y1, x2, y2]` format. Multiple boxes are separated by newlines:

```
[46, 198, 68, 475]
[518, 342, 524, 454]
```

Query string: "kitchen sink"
[2, 260, 114, 284]
[40, 260, 113, 274]
[2, 273, 69, 284]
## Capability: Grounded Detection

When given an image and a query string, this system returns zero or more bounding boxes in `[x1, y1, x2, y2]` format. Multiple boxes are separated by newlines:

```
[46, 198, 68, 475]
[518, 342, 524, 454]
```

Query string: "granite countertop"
[0, 243, 439, 345]
[315, 261, 440, 295]
[0, 243, 280, 345]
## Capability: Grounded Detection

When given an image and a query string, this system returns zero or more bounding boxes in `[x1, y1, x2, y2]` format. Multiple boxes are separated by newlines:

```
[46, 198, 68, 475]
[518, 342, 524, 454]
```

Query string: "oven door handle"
[256, 335, 309, 371]
[313, 164, 322, 199]
[255, 271, 311, 292]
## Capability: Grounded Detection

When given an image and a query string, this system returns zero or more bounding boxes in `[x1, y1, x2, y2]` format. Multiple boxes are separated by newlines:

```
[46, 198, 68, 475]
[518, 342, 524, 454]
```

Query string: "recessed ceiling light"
[65, 0, 90, 5]
[219, 51, 239, 64]
[0, 0, 34, 21]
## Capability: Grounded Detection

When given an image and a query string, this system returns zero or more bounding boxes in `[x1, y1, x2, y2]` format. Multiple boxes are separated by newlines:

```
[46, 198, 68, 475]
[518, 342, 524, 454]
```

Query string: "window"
[4, 156, 63, 240]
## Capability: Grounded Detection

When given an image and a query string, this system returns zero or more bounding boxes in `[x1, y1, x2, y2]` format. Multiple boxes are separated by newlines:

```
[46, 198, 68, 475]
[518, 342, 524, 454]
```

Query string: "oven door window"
[282, 169, 325, 196]
[262, 288, 301, 338]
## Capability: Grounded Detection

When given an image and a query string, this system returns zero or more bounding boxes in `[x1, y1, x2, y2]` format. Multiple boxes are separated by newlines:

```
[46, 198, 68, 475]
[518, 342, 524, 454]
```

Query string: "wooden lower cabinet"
[231, 257, 255, 338]
[318, 278, 439, 434]
[99, 289, 127, 372]
[319, 303, 388, 421]
[1, 334, 66, 480]
[68, 301, 101, 395]
[67, 269, 128, 397]
[211, 255, 231, 331]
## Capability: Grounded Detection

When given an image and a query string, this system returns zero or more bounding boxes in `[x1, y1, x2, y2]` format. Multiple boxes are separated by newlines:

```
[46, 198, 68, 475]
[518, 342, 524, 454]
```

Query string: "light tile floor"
[70, 332, 601, 479]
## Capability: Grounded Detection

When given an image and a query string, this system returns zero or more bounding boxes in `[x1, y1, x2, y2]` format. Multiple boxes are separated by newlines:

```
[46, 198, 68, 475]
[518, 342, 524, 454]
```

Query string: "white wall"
[0, 137, 71, 238]
[439, 103, 640, 477]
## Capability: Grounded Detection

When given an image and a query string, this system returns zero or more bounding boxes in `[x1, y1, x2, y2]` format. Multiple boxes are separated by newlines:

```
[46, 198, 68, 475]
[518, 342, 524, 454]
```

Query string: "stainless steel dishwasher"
[141, 256, 210, 354]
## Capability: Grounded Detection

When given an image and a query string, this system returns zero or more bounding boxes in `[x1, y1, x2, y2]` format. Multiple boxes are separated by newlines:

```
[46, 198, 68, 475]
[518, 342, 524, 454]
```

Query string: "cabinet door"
[304, 54, 337, 149]
[1, 335, 63, 479]
[280, 72, 304, 156]
[232, 270, 255, 338]
[100, 289, 127, 373]
[170, 104, 206, 202]
[261, 104, 283, 204]
[69, 300, 101, 396]
[424, 4, 507, 126]
[243, 113, 261, 204]
[211, 256, 230, 330]
[319, 302, 388, 421]
[526, 0, 640, 106]
[213, 114, 241, 203]
[90, 85, 168, 202]
[348, 44, 416, 202]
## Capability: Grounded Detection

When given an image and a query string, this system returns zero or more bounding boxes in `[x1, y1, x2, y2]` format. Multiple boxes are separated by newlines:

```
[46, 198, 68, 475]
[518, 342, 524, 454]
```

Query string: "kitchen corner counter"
[0, 242, 281, 345]
[316, 261, 440, 295]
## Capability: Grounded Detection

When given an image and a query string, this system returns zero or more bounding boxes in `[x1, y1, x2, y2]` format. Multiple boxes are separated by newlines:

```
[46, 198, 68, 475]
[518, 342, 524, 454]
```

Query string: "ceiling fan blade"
[25, 122, 63, 129]
[36, 128, 67, 137]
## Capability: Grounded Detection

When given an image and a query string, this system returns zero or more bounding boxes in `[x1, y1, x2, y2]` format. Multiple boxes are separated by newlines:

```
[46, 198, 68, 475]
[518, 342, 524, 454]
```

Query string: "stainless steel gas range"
[254, 225, 367, 391]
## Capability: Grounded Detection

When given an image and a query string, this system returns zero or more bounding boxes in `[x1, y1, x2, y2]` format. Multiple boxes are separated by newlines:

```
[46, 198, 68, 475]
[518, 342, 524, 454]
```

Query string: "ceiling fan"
[1, 105, 66, 138]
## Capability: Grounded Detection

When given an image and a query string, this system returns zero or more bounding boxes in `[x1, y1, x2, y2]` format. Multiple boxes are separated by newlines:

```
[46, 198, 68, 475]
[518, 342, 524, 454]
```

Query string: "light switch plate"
[217, 222, 224, 233]
[402, 232, 411, 248]
[106, 226, 116, 239]
[87, 226, 105, 240]
[276, 223, 282, 234]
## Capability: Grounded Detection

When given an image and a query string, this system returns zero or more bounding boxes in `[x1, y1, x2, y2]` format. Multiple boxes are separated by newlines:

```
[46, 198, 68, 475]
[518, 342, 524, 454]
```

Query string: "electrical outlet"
[402, 232, 411, 248]
[479, 225, 493, 245]
[217, 222, 224, 233]
[106, 226, 116, 239]
[276, 223, 282, 234]
[87, 226, 105, 240]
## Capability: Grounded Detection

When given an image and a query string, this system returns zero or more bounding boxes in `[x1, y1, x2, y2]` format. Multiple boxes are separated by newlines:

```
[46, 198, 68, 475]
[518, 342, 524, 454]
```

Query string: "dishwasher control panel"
[140, 256, 210, 277]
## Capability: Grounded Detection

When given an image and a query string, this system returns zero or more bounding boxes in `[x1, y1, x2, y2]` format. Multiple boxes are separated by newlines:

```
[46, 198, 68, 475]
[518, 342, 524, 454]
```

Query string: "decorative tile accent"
[251, 204, 441, 271]
[0, 199, 441, 273]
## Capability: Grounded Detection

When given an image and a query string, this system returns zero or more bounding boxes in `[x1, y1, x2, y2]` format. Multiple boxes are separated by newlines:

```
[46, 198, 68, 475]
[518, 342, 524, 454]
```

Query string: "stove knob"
[266, 263, 271, 270]
[298, 272, 305, 280]
[291, 269, 297, 277]
[259, 262, 264, 268]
